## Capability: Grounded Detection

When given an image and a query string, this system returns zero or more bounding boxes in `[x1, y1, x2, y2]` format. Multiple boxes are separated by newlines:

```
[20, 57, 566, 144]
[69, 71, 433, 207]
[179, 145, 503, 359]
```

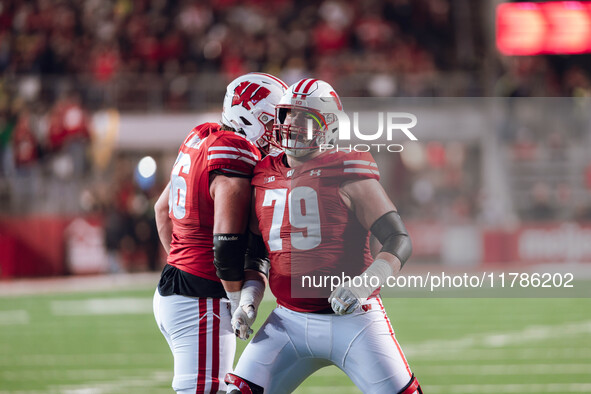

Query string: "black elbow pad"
[370, 211, 412, 268]
[213, 233, 247, 281]
[244, 231, 270, 277]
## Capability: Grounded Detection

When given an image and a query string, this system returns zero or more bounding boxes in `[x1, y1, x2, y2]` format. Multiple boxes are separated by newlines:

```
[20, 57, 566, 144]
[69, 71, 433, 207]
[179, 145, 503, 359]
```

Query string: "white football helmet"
[271, 78, 343, 157]
[221, 73, 287, 150]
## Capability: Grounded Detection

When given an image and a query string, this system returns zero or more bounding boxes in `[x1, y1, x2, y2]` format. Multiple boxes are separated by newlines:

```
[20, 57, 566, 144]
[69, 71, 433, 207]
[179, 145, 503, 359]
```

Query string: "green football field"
[1, 283, 590, 393]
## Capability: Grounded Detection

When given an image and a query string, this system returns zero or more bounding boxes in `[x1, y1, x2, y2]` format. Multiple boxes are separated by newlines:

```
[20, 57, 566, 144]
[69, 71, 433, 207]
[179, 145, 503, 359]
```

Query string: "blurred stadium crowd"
[1, 0, 462, 103]
[1, 0, 591, 273]
[2, 0, 590, 104]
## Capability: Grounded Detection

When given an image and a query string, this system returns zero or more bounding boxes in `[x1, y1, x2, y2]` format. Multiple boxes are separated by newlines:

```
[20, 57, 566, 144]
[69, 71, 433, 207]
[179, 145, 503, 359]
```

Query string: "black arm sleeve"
[210, 169, 251, 178]
[369, 211, 412, 268]
[213, 233, 248, 281]
[244, 231, 270, 277]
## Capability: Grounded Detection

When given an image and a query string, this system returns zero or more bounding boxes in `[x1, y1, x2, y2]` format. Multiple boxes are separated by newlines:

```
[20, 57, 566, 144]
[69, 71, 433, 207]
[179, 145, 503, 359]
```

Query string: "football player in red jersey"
[225, 79, 422, 394]
[153, 73, 287, 394]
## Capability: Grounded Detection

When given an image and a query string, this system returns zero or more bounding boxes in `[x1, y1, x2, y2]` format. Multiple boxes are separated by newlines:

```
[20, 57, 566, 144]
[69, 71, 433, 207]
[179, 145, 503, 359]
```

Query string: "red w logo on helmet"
[231, 82, 271, 110]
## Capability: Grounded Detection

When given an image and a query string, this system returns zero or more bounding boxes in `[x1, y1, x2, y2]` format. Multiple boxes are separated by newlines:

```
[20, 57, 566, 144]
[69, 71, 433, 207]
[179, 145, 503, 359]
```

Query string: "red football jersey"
[252, 150, 380, 312]
[167, 123, 261, 282]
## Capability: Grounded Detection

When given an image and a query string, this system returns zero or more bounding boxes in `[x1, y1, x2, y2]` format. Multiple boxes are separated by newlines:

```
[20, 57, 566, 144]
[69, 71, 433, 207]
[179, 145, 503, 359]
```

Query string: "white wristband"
[226, 290, 241, 314]
[239, 279, 265, 308]
[362, 259, 393, 288]
[354, 258, 394, 300]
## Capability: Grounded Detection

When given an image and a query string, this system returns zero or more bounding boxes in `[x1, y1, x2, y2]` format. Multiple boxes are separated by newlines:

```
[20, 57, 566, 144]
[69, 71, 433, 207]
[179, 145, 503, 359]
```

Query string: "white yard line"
[424, 383, 591, 393]
[54, 371, 171, 394]
[0, 353, 168, 367]
[297, 383, 591, 394]
[0, 309, 29, 325]
[50, 298, 153, 315]
[0, 273, 161, 297]
[1, 369, 143, 381]
[296, 387, 361, 394]
[411, 347, 591, 361]
[424, 363, 591, 375]
[404, 319, 591, 357]
[0, 370, 172, 394]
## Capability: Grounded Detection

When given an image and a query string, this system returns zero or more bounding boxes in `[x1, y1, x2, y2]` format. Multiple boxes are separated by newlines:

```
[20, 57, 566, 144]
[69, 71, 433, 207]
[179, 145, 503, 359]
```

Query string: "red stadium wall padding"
[2, 218, 589, 278]
[405, 221, 444, 260]
[0, 233, 17, 278]
[0, 217, 70, 278]
[484, 223, 591, 264]
[482, 230, 517, 264]
[409, 221, 591, 265]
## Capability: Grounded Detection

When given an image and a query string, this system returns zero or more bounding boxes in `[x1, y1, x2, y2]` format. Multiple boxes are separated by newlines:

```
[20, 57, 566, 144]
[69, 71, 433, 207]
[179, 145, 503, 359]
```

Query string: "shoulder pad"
[206, 131, 261, 176]
[252, 154, 281, 186]
[193, 122, 220, 139]
[311, 150, 380, 180]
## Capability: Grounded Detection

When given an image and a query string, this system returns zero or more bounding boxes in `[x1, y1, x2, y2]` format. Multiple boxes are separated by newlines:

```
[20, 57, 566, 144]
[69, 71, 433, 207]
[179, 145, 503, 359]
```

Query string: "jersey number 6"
[169, 152, 191, 219]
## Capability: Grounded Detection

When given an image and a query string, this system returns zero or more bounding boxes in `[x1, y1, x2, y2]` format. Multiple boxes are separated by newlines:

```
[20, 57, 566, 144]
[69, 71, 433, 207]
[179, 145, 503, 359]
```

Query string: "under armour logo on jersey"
[232, 82, 271, 110]
[287, 169, 295, 177]
[266, 176, 275, 183]
[310, 169, 322, 176]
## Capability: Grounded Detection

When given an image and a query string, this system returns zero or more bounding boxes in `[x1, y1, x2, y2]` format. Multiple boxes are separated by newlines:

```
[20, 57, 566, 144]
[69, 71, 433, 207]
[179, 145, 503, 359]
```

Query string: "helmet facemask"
[273, 105, 331, 158]
[268, 79, 343, 157]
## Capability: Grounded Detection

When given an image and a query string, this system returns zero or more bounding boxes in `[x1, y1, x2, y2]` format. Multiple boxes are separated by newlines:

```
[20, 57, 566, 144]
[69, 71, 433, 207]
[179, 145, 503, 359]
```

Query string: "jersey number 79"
[262, 187, 322, 252]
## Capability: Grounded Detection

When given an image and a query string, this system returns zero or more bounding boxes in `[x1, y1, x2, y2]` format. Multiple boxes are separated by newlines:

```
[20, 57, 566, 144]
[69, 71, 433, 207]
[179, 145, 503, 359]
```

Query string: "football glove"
[231, 279, 265, 340]
[231, 304, 256, 340]
[329, 285, 366, 315]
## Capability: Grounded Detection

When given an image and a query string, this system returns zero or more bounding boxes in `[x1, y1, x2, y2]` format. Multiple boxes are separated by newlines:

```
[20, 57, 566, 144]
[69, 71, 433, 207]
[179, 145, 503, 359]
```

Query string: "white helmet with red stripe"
[221, 72, 288, 150]
[272, 78, 343, 157]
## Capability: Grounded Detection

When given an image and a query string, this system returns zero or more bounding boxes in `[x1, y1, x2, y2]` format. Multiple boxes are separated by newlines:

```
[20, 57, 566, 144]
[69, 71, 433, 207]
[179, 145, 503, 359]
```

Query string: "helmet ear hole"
[239, 116, 252, 126]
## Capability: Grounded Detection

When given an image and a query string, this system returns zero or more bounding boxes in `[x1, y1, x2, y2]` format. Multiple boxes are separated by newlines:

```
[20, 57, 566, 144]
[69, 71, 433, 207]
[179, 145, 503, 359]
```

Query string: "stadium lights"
[496, 1, 591, 55]
[135, 156, 157, 190]
[137, 156, 157, 179]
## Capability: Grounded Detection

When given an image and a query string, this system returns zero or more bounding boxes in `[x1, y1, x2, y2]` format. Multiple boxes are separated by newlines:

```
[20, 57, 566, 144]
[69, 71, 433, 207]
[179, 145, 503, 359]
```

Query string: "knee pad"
[225, 373, 264, 394]
[398, 374, 422, 394]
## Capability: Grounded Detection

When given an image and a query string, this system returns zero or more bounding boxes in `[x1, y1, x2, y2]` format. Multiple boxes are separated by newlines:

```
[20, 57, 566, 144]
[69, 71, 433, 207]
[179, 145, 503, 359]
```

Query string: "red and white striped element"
[292, 78, 319, 99]
[207, 146, 258, 166]
[343, 160, 380, 176]
[249, 72, 289, 89]
[399, 375, 422, 394]
[196, 298, 222, 394]
[184, 132, 203, 149]
[225, 373, 254, 394]
[376, 297, 413, 379]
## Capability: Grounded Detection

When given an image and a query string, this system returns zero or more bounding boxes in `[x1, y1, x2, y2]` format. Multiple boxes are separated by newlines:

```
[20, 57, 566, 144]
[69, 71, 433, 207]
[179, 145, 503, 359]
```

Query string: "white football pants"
[232, 296, 414, 394]
[153, 289, 235, 394]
